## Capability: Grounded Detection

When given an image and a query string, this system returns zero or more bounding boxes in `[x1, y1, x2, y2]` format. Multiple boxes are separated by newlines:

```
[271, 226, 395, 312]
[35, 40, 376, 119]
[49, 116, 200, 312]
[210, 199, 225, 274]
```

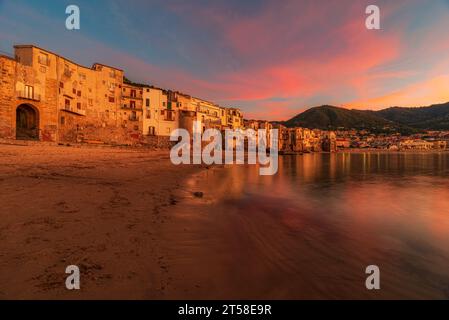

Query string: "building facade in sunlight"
[0, 44, 245, 146]
[0, 44, 337, 152]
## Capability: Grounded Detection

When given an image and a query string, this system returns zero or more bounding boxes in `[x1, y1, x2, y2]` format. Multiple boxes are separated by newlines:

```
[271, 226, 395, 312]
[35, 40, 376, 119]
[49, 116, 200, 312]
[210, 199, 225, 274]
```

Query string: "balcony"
[122, 94, 143, 100]
[122, 105, 143, 111]
[61, 105, 86, 116]
[17, 90, 41, 102]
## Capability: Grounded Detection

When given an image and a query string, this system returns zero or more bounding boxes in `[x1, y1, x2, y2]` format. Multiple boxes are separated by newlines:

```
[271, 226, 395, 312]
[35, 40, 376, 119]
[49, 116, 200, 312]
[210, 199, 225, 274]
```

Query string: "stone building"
[0, 45, 128, 143]
[1, 44, 335, 151]
[0, 44, 244, 146]
[121, 82, 143, 132]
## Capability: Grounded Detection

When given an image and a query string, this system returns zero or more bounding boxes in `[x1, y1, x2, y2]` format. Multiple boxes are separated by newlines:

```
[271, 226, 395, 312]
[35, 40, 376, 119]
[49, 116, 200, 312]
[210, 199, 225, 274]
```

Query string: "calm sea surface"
[190, 152, 449, 299]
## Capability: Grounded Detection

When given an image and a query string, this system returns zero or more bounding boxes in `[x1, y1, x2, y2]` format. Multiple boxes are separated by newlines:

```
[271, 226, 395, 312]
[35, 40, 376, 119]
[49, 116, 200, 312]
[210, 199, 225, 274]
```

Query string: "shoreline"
[0, 143, 207, 299]
[1, 143, 448, 299]
[339, 148, 449, 153]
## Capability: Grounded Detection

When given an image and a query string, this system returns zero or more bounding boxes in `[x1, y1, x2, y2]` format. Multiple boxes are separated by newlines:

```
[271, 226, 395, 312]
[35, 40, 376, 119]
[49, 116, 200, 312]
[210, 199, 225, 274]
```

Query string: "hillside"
[282, 102, 449, 133]
[376, 102, 449, 130]
[283, 105, 400, 132]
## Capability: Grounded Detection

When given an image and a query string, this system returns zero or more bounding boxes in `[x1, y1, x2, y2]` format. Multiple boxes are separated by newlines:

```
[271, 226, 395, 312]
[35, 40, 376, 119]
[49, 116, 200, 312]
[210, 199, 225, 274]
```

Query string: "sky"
[0, 0, 448, 120]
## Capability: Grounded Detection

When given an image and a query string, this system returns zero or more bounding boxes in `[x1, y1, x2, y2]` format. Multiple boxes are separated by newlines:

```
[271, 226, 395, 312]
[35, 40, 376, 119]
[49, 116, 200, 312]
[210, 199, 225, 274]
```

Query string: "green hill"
[284, 105, 400, 131]
[376, 102, 449, 130]
[282, 102, 449, 133]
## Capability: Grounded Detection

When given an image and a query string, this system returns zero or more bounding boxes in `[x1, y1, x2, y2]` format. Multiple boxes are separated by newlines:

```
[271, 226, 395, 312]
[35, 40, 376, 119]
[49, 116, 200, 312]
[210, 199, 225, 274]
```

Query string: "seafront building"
[335, 130, 448, 151]
[0, 44, 337, 152]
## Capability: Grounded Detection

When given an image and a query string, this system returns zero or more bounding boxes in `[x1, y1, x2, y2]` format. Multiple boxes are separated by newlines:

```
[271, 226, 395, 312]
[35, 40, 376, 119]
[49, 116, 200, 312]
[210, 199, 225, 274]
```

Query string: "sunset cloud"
[1, 0, 448, 120]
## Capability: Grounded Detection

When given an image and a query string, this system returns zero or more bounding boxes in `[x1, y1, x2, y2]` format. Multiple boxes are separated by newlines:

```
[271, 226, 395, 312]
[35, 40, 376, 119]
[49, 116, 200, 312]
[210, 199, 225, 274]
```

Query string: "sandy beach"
[2, 144, 449, 300]
[0, 143, 212, 299]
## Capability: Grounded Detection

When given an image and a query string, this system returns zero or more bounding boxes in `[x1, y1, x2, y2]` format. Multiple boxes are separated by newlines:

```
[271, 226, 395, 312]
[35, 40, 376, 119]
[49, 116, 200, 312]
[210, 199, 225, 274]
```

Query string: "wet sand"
[0, 143, 208, 299]
[2, 144, 448, 300]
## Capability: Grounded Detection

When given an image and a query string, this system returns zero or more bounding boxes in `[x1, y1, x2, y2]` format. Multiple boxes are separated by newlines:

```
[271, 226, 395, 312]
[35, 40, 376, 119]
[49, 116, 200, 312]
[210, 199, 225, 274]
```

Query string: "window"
[59, 82, 64, 89]
[165, 110, 175, 121]
[79, 73, 86, 80]
[24, 85, 34, 99]
[108, 96, 115, 103]
[64, 64, 70, 76]
[65, 99, 70, 108]
[77, 90, 81, 97]
[146, 99, 150, 107]
[162, 102, 166, 107]
[60, 116, 65, 125]
[130, 90, 136, 98]
[146, 111, 151, 119]
[77, 102, 81, 110]
[38, 53, 49, 66]
[88, 99, 93, 106]
[130, 101, 136, 109]
[148, 126, 155, 135]
[72, 88, 76, 95]
[109, 70, 116, 78]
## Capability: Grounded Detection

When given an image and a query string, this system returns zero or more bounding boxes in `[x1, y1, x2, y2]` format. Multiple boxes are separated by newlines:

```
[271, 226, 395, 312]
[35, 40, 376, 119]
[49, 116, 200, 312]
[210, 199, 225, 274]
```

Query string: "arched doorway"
[16, 104, 39, 140]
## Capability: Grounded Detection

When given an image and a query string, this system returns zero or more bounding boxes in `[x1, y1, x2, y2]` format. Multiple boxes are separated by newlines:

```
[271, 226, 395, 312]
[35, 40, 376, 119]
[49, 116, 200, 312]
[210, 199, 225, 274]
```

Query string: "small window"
[24, 85, 34, 99]
[72, 88, 76, 94]
[38, 53, 49, 66]
[108, 96, 115, 103]
[59, 82, 64, 89]
[64, 64, 70, 75]
[77, 102, 81, 110]
[77, 90, 81, 97]
[60, 116, 65, 125]
[130, 101, 136, 109]
[65, 99, 70, 108]
[146, 99, 150, 107]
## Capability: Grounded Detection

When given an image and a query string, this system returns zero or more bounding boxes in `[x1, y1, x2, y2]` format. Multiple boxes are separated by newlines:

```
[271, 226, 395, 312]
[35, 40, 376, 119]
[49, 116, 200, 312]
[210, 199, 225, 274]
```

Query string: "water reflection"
[201, 152, 449, 299]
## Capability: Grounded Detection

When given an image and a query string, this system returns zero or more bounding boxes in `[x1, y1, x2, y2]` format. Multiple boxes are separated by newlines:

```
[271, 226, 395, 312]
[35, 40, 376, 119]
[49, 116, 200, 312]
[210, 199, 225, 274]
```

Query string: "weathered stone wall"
[0, 56, 16, 139]
[15, 59, 59, 141]
[1, 54, 59, 142]
[58, 111, 174, 149]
